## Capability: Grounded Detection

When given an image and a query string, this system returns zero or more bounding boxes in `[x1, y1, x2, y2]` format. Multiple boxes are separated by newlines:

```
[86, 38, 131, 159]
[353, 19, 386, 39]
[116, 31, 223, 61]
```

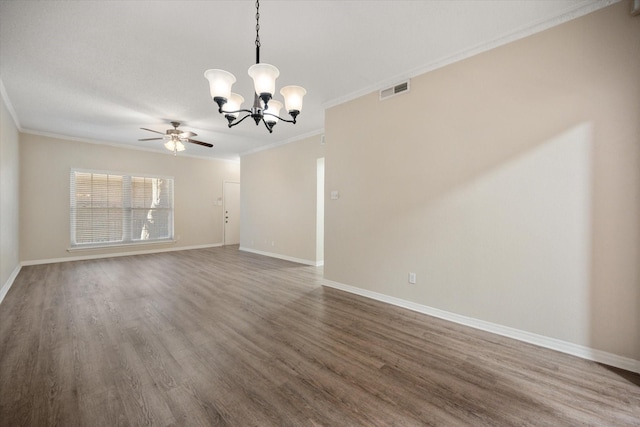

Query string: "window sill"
[67, 239, 177, 252]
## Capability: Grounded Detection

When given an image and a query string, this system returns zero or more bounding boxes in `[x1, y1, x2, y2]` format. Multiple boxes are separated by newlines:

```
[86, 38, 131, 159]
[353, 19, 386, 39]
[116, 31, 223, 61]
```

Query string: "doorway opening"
[316, 158, 325, 265]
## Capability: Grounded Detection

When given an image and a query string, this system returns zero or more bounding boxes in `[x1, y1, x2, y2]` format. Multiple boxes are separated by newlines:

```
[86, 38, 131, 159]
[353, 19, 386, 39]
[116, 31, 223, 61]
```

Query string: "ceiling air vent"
[379, 80, 410, 100]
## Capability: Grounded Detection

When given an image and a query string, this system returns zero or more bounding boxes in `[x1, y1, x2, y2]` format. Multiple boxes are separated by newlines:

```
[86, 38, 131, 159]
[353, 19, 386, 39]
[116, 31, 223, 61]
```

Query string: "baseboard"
[322, 279, 640, 374]
[20, 243, 224, 266]
[239, 247, 321, 266]
[0, 263, 22, 305]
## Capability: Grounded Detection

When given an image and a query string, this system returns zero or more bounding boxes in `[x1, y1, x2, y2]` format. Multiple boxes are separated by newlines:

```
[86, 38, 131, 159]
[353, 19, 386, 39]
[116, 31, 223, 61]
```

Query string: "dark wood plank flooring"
[1, 246, 638, 426]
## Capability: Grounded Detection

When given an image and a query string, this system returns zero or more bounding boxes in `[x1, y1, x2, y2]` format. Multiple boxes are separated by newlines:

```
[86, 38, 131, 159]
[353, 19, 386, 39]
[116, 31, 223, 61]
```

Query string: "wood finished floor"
[1, 246, 638, 426]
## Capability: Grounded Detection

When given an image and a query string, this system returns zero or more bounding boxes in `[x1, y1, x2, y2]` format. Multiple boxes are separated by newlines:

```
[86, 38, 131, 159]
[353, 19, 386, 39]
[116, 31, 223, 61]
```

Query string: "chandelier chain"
[255, 0, 261, 48]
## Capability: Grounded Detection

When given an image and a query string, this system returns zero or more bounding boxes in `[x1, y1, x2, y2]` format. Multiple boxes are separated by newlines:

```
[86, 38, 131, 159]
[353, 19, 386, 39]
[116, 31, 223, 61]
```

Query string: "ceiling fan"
[139, 121, 213, 154]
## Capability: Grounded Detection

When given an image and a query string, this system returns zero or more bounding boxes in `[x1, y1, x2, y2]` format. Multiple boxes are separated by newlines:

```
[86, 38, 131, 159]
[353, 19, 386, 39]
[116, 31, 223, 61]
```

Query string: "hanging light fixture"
[163, 136, 185, 155]
[204, 0, 306, 133]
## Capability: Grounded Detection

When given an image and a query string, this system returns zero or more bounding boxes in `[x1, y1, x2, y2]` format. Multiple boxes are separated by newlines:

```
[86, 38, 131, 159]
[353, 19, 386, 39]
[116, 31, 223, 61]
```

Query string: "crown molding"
[20, 128, 240, 163]
[0, 76, 22, 131]
[323, 0, 620, 110]
[240, 128, 324, 157]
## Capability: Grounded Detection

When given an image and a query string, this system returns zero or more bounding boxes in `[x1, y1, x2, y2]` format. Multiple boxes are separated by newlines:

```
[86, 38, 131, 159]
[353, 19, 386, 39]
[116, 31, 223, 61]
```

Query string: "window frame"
[70, 168, 175, 249]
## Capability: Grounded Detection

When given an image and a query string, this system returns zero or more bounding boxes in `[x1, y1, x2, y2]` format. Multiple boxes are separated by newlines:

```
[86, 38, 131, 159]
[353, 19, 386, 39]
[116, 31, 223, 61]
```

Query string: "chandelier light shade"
[204, 69, 236, 103]
[204, 0, 306, 133]
[280, 85, 306, 116]
[264, 100, 282, 125]
[248, 63, 279, 100]
[225, 93, 245, 119]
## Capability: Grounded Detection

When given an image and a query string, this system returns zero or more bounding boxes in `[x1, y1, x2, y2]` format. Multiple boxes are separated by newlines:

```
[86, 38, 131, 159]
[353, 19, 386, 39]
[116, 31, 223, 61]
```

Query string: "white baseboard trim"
[322, 279, 640, 374]
[0, 263, 22, 305]
[21, 243, 224, 266]
[239, 247, 321, 266]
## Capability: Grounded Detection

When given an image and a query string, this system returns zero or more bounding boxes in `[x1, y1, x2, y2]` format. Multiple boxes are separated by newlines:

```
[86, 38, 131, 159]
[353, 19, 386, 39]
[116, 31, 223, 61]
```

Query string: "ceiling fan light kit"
[164, 140, 185, 153]
[139, 121, 213, 155]
[204, 0, 306, 133]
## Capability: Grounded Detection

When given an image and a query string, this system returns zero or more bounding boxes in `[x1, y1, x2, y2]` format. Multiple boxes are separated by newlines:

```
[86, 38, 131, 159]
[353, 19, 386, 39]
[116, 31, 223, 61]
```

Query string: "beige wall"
[240, 135, 324, 264]
[0, 91, 20, 291]
[325, 2, 640, 360]
[20, 133, 239, 262]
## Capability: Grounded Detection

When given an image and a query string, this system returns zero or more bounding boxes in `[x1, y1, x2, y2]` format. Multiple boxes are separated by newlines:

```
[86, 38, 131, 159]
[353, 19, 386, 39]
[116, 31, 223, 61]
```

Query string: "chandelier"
[204, 0, 307, 133]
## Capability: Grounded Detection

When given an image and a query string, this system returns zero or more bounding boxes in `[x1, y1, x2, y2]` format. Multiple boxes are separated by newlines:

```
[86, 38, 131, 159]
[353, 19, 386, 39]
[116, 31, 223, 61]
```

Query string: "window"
[70, 169, 174, 248]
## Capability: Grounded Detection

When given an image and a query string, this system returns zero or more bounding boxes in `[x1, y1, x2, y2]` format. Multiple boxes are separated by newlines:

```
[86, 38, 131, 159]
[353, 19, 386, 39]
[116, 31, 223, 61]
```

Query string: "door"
[223, 181, 240, 245]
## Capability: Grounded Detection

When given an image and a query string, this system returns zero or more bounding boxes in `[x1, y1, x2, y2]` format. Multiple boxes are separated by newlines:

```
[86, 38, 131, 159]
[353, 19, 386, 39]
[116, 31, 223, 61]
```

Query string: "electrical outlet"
[408, 272, 416, 284]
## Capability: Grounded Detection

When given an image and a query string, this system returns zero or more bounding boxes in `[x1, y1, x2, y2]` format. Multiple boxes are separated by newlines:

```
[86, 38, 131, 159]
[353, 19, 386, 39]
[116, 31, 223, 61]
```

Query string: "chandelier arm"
[228, 113, 254, 128]
[220, 108, 253, 116]
[263, 112, 297, 124]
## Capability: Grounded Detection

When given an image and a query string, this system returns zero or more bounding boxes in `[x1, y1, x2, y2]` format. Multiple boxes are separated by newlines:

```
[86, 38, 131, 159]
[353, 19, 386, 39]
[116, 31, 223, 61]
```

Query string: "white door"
[224, 181, 240, 245]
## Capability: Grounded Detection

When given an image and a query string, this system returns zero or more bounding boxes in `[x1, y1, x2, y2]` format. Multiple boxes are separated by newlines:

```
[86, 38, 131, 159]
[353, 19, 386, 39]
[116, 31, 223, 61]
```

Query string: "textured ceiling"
[0, 0, 615, 160]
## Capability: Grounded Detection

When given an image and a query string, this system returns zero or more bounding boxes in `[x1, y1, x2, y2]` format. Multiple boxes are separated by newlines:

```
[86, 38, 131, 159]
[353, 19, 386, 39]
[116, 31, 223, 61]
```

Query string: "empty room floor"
[1, 246, 638, 426]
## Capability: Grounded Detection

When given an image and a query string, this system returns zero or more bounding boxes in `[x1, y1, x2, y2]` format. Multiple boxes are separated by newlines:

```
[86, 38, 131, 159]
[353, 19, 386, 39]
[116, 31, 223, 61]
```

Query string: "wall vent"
[379, 80, 410, 100]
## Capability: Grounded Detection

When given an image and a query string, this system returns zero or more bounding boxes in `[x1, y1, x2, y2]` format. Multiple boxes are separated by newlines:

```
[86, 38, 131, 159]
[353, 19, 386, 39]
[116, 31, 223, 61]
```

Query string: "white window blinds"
[70, 169, 174, 247]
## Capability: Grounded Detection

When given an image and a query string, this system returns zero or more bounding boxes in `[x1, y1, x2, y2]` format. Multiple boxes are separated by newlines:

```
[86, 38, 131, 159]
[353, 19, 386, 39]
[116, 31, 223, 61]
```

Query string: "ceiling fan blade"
[187, 139, 213, 148]
[179, 131, 196, 138]
[138, 137, 163, 141]
[140, 127, 166, 135]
